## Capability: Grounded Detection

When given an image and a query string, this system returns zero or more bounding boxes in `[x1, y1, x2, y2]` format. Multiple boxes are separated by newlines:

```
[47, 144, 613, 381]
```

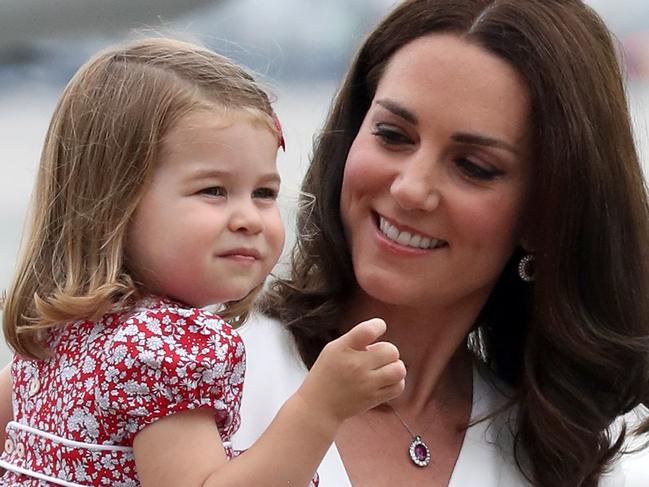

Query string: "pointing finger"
[340, 318, 387, 351]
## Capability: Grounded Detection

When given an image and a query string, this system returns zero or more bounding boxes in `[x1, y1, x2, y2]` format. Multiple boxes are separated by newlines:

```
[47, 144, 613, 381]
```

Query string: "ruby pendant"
[408, 435, 431, 467]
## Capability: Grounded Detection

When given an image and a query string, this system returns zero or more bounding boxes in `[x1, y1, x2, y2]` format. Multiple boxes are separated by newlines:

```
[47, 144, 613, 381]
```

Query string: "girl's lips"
[218, 248, 261, 262]
[221, 255, 257, 264]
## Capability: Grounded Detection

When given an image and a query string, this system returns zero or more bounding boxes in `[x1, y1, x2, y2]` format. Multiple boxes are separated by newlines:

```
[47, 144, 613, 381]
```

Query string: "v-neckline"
[325, 364, 481, 486]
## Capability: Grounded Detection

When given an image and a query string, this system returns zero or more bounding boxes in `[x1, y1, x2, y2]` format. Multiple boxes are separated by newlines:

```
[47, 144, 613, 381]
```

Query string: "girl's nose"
[390, 156, 441, 212]
[228, 200, 263, 234]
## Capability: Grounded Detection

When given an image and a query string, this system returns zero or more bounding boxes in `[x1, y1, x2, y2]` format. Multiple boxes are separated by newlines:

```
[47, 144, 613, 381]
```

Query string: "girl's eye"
[455, 157, 504, 181]
[371, 123, 412, 146]
[200, 186, 226, 197]
[253, 187, 278, 200]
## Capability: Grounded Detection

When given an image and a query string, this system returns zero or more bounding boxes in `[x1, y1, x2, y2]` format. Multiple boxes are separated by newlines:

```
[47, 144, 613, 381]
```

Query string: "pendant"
[408, 435, 431, 467]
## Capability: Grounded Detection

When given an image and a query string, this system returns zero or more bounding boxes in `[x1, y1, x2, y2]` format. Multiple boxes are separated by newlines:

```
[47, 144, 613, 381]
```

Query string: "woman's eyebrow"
[451, 132, 519, 155]
[375, 98, 418, 125]
[375, 98, 519, 155]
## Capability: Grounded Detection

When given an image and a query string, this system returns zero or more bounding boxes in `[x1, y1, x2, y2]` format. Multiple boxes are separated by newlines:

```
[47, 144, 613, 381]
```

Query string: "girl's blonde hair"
[3, 37, 279, 359]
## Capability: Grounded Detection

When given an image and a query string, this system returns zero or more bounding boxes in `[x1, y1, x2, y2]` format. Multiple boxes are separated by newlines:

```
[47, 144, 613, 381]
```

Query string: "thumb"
[341, 318, 387, 351]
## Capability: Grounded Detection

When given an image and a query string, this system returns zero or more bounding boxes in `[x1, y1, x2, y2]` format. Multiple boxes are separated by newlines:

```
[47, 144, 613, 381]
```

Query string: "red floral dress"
[0, 296, 245, 486]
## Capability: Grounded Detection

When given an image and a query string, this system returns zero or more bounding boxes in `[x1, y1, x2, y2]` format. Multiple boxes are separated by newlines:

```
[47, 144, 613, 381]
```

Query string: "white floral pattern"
[0, 296, 245, 486]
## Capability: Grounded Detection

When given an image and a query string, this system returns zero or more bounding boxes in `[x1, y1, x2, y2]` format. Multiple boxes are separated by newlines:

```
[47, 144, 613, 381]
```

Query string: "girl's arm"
[0, 363, 12, 435]
[134, 318, 405, 487]
[0, 362, 12, 476]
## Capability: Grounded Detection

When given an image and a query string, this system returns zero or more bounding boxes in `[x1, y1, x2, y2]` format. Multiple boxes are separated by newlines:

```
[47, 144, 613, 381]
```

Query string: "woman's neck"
[338, 290, 476, 415]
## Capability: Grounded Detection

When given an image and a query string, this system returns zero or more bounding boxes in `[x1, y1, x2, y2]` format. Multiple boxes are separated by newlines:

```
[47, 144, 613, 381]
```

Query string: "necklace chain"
[388, 403, 434, 439]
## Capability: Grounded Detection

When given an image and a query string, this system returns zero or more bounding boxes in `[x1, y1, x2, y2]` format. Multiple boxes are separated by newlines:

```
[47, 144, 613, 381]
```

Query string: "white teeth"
[397, 231, 412, 245]
[378, 216, 444, 249]
[386, 225, 399, 241]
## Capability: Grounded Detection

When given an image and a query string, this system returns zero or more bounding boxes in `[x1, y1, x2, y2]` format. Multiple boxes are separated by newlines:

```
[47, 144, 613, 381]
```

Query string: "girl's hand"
[296, 318, 406, 429]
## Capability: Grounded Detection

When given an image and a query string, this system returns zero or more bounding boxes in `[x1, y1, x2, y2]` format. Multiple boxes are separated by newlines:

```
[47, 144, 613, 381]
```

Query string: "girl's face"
[127, 110, 285, 308]
[340, 34, 532, 312]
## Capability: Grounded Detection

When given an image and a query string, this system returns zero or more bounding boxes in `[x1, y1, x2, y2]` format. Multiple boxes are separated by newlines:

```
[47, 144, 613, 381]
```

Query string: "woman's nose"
[228, 200, 263, 234]
[390, 157, 441, 212]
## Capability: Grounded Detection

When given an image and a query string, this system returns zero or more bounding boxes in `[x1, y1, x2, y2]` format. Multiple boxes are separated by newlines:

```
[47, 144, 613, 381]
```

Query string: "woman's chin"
[354, 270, 421, 309]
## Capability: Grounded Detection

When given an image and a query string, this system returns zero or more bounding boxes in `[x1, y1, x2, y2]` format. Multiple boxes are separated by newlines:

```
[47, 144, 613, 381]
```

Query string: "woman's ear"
[519, 235, 532, 253]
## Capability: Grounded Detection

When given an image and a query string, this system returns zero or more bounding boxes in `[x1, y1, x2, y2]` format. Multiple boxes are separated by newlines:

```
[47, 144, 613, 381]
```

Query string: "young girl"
[0, 38, 406, 486]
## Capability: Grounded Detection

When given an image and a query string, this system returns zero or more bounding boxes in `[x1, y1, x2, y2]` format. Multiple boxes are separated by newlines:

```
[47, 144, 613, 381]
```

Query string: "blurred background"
[0, 0, 648, 483]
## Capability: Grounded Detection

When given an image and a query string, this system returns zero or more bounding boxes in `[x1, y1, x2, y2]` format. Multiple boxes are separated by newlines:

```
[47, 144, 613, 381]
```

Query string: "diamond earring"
[518, 254, 535, 282]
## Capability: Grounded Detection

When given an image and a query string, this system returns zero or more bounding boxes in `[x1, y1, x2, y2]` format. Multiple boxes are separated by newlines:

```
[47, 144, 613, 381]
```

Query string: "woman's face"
[340, 33, 532, 311]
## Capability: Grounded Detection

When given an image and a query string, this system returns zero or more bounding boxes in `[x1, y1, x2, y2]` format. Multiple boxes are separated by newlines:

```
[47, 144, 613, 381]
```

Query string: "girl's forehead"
[166, 107, 275, 141]
[154, 110, 280, 178]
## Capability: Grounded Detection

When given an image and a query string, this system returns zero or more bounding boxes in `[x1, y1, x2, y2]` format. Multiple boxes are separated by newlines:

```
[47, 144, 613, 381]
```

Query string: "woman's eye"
[371, 123, 412, 146]
[253, 187, 278, 200]
[456, 158, 504, 181]
[200, 186, 226, 197]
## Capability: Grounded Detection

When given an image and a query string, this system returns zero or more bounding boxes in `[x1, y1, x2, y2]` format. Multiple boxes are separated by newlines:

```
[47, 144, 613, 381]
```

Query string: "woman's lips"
[375, 213, 448, 250]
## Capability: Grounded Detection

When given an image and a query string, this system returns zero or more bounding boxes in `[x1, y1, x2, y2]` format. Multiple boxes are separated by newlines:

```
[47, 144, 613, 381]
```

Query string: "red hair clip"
[271, 111, 285, 152]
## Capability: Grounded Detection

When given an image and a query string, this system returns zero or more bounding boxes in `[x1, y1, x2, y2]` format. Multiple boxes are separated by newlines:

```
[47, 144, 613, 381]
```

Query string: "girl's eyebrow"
[259, 173, 282, 185]
[186, 168, 228, 181]
[375, 98, 519, 155]
[188, 167, 281, 184]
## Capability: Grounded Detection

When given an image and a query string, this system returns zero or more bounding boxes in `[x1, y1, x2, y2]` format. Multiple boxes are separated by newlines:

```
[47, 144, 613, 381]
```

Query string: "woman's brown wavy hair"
[2, 37, 279, 359]
[262, 1, 649, 485]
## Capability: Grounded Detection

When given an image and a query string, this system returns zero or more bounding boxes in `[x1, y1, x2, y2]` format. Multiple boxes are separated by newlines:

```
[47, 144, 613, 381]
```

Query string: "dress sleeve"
[98, 306, 245, 445]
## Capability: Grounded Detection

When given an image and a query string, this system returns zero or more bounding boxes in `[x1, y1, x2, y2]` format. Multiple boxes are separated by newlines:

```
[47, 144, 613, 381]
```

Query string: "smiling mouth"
[377, 215, 447, 250]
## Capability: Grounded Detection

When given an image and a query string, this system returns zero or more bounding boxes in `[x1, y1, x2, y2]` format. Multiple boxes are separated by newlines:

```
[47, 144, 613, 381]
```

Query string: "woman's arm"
[134, 318, 405, 487]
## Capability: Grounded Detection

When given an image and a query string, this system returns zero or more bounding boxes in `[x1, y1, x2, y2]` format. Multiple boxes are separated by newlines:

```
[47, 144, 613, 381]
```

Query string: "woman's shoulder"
[446, 363, 526, 486]
[232, 312, 308, 450]
[235, 312, 306, 374]
[464, 364, 627, 487]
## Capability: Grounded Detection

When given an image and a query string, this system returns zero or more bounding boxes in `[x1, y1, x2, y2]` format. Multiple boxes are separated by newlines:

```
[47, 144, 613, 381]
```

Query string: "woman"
[232, 0, 649, 486]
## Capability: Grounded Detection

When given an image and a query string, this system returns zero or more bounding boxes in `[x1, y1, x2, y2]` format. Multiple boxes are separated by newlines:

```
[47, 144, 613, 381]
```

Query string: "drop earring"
[518, 254, 535, 282]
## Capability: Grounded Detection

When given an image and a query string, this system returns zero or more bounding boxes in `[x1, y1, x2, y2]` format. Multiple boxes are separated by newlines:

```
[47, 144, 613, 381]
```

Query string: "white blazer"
[232, 313, 627, 486]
